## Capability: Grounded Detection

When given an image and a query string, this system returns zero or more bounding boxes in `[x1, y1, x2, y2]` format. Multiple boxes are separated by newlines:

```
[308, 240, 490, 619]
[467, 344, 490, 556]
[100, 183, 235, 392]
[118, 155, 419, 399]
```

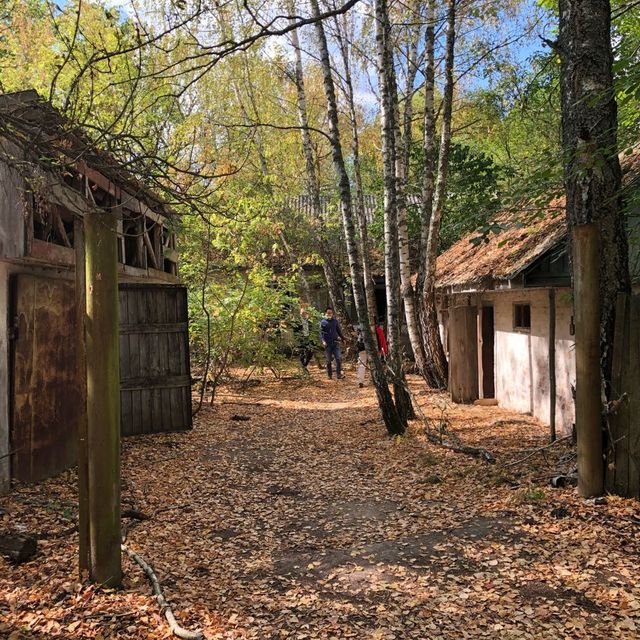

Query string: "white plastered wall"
[486, 288, 575, 434]
[438, 287, 576, 435]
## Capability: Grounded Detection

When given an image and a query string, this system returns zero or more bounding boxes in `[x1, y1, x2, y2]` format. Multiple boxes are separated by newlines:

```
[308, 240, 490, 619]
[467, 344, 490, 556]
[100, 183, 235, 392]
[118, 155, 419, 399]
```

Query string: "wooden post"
[74, 217, 90, 576]
[573, 223, 603, 497]
[85, 211, 122, 586]
[548, 288, 557, 443]
[0, 263, 10, 493]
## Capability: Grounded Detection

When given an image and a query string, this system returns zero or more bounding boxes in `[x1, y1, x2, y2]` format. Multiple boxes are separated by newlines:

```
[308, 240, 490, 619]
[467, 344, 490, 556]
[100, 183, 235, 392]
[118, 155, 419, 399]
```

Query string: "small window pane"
[514, 303, 531, 330]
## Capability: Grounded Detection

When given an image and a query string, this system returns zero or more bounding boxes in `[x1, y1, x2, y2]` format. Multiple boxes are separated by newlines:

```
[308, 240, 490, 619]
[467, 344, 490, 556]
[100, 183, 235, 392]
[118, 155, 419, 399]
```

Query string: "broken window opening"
[32, 197, 75, 249]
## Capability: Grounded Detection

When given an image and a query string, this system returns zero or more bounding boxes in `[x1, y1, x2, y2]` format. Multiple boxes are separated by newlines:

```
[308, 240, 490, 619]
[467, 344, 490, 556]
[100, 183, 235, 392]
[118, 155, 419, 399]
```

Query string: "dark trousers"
[299, 346, 313, 368]
[324, 342, 342, 378]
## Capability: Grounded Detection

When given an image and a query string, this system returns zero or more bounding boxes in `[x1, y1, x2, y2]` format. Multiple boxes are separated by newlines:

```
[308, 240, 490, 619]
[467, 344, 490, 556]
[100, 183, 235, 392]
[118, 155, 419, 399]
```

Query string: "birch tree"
[288, 9, 352, 327]
[375, 0, 415, 421]
[417, 0, 456, 389]
[394, 4, 428, 377]
[332, 13, 378, 329]
[310, 0, 405, 436]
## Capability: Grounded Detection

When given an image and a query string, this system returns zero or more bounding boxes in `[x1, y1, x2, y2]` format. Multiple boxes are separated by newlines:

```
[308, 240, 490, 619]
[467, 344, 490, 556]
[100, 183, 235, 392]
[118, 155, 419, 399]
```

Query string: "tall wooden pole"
[548, 288, 557, 443]
[573, 224, 603, 497]
[74, 217, 90, 576]
[85, 211, 122, 586]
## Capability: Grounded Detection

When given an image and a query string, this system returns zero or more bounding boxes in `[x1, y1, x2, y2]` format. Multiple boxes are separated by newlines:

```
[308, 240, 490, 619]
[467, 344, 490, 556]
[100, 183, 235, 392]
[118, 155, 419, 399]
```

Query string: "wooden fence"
[607, 293, 640, 498]
[119, 283, 192, 436]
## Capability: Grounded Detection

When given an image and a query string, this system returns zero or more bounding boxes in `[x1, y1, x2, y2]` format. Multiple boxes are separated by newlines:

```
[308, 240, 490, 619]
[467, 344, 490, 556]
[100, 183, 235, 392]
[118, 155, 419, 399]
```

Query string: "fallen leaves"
[1, 368, 640, 639]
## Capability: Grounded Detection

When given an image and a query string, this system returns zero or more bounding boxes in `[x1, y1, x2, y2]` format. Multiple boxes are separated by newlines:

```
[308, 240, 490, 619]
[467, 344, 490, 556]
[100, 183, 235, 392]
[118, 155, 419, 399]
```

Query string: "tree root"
[122, 544, 204, 640]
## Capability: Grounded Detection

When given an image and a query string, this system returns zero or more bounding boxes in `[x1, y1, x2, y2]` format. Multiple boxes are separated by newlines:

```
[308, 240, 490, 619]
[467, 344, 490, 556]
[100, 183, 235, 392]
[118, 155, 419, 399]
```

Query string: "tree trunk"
[310, 0, 405, 436]
[557, 0, 630, 496]
[396, 23, 427, 376]
[334, 13, 378, 330]
[289, 12, 351, 327]
[84, 211, 122, 587]
[415, 0, 439, 388]
[375, 0, 414, 422]
[420, 0, 456, 390]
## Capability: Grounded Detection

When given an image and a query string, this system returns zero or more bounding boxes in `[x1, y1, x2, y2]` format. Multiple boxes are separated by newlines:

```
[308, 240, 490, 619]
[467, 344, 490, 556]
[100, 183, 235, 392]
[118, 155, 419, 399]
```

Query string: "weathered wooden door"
[119, 284, 192, 436]
[448, 305, 479, 404]
[10, 275, 81, 482]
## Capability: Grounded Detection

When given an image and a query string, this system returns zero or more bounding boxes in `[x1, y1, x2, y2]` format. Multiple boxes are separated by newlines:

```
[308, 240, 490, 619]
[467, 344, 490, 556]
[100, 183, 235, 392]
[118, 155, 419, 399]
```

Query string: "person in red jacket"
[375, 321, 388, 358]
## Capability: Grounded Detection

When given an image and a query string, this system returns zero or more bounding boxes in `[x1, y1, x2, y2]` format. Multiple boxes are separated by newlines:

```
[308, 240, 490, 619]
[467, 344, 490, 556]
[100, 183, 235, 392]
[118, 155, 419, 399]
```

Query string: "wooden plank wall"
[0, 155, 26, 259]
[119, 284, 192, 436]
[448, 305, 479, 404]
[607, 293, 640, 498]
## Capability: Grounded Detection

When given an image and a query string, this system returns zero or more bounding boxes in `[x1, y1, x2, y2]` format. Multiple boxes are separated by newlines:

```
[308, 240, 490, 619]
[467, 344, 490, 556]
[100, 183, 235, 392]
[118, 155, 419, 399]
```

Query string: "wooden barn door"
[10, 275, 81, 482]
[119, 284, 192, 436]
[448, 305, 479, 404]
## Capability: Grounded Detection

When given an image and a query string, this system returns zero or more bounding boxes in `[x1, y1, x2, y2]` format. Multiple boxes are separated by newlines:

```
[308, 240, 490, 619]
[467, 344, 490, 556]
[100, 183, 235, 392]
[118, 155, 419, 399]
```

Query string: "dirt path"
[2, 369, 640, 639]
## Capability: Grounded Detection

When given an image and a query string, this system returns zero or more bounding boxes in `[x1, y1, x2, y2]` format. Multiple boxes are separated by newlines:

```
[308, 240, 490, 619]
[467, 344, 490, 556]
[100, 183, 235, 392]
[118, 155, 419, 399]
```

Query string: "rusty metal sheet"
[11, 275, 81, 482]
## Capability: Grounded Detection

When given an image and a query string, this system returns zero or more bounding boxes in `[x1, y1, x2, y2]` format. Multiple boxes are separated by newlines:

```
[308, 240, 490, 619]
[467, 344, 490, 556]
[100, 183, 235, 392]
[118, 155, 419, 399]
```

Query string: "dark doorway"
[481, 306, 495, 398]
[374, 277, 386, 323]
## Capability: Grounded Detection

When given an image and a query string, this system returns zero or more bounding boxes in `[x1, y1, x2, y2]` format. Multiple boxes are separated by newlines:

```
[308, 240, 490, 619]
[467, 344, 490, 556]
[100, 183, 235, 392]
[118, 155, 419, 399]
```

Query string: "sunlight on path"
[1, 369, 639, 639]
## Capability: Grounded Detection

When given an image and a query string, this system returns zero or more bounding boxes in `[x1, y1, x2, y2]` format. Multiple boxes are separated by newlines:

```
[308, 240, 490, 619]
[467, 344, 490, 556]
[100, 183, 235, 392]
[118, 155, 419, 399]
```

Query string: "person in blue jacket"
[320, 306, 345, 379]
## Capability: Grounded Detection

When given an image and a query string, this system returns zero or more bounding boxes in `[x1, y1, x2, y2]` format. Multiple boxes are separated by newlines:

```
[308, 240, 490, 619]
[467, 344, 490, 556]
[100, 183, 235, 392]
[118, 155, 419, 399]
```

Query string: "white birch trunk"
[395, 24, 427, 376]
[334, 14, 378, 330]
[310, 0, 405, 435]
[375, 0, 414, 421]
[288, 10, 351, 327]
[420, 0, 454, 389]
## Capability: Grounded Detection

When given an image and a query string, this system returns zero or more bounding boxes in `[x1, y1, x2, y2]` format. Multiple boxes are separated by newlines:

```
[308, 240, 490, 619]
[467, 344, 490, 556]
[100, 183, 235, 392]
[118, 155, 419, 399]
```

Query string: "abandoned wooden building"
[435, 151, 640, 437]
[435, 205, 576, 434]
[0, 90, 191, 490]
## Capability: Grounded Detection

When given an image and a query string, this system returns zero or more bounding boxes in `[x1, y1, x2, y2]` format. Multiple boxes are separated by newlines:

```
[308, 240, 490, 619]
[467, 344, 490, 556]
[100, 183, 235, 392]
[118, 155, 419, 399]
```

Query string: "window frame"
[513, 302, 532, 332]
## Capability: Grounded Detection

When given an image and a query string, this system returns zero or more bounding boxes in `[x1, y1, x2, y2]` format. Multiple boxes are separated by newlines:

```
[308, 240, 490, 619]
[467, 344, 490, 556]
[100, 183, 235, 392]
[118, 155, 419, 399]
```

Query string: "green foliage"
[613, 0, 640, 145]
[187, 266, 299, 373]
[179, 200, 307, 374]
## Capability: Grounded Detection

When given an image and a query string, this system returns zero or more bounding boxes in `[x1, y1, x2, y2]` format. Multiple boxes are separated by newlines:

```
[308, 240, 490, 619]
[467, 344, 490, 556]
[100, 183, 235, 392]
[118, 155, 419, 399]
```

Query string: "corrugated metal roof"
[284, 194, 421, 224]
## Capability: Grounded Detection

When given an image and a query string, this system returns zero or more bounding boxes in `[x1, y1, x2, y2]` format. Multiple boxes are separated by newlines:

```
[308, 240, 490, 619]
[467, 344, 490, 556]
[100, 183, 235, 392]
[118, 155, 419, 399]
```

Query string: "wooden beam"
[573, 223, 603, 497]
[30, 239, 74, 267]
[52, 210, 72, 248]
[48, 180, 89, 217]
[85, 211, 122, 587]
[74, 217, 89, 576]
[549, 288, 557, 442]
[143, 229, 159, 270]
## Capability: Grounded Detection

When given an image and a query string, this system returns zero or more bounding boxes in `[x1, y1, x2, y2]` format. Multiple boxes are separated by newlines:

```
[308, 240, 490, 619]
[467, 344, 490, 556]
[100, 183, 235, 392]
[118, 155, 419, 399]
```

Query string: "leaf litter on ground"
[1, 366, 640, 639]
